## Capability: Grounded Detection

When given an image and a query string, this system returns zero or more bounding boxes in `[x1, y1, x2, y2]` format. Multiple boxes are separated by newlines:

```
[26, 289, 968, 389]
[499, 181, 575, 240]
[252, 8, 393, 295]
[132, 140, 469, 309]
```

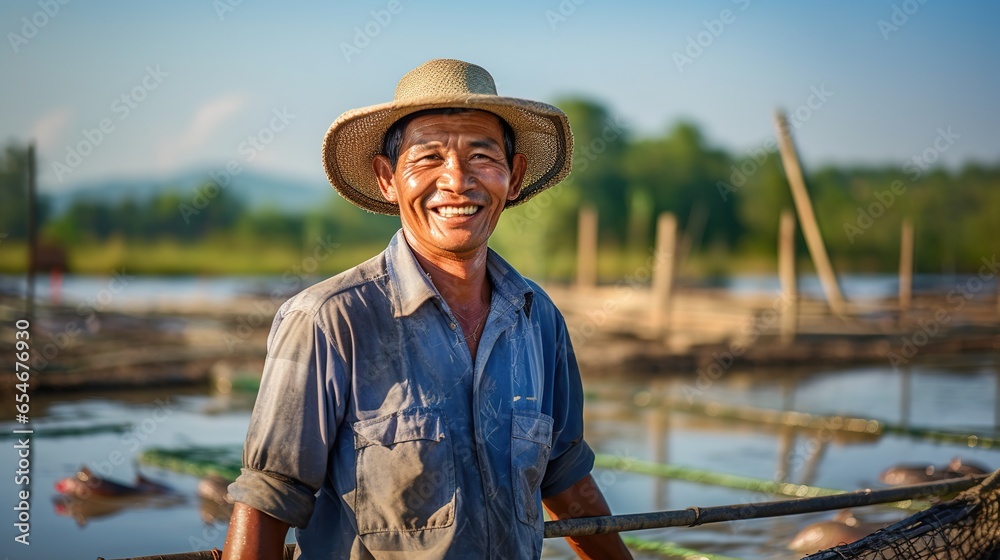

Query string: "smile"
[433, 205, 481, 218]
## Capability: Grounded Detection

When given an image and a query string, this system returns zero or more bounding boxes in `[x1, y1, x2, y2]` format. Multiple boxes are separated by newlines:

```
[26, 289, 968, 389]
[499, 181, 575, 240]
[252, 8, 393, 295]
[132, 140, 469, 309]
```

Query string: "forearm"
[542, 474, 633, 560]
[222, 502, 291, 560]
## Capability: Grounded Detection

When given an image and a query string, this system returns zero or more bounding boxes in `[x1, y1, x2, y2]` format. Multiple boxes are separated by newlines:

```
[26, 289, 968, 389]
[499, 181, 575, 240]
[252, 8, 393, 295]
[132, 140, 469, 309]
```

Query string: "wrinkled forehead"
[400, 109, 506, 149]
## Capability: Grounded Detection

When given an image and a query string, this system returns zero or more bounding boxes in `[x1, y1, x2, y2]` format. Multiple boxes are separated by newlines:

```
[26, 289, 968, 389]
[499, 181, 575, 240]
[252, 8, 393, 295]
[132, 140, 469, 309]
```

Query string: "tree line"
[2, 97, 998, 276]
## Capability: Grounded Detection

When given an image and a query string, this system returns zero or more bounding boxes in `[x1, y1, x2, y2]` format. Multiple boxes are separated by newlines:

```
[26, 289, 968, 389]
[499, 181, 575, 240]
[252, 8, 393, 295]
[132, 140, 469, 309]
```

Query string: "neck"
[402, 231, 492, 362]
[402, 231, 491, 311]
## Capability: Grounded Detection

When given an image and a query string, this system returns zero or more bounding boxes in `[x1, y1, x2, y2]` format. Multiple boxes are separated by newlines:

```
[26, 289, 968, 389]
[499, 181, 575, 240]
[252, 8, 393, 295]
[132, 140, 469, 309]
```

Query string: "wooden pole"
[778, 209, 797, 344]
[899, 218, 914, 318]
[996, 255, 1000, 318]
[576, 206, 598, 290]
[647, 407, 669, 509]
[27, 142, 37, 322]
[651, 213, 677, 333]
[772, 111, 847, 316]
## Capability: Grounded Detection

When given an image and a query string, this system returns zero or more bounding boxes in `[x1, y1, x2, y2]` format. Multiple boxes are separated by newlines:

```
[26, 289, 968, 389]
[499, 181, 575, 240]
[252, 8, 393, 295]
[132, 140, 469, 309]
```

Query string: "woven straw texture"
[322, 59, 573, 215]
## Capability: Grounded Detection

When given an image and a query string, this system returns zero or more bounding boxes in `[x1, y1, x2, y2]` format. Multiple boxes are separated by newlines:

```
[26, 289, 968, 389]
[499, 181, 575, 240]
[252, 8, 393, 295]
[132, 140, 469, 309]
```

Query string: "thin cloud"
[156, 93, 250, 170]
[31, 108, 73, 151]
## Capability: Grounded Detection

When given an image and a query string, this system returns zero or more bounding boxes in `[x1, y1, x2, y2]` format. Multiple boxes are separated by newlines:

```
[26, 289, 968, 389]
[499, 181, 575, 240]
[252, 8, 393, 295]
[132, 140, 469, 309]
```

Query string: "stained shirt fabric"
[228, 230, 595, 559]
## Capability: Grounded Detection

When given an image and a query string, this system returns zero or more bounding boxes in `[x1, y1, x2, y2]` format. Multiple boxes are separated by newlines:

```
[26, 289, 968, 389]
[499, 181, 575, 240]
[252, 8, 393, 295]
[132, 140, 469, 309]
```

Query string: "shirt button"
[449, 322, 457, 330]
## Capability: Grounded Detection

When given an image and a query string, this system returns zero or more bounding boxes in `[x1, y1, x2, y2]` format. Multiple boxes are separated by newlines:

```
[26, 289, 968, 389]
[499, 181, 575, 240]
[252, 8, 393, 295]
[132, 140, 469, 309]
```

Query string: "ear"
[372, 154, 398, 203]
[506, 153, 528, 202]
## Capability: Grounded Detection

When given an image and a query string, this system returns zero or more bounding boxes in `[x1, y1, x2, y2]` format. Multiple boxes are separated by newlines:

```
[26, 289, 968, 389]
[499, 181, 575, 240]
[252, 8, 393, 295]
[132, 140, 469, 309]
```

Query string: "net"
[802, 469, 1000, 560]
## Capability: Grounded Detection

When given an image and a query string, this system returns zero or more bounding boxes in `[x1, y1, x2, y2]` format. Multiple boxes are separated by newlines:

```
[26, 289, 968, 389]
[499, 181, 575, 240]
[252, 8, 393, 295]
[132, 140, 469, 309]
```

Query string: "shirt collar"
[385, 230, 534, 319]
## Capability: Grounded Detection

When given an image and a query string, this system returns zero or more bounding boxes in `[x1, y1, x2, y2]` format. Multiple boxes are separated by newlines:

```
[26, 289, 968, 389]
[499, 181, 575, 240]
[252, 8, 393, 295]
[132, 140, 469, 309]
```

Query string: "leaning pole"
[772, 110, 847, 317]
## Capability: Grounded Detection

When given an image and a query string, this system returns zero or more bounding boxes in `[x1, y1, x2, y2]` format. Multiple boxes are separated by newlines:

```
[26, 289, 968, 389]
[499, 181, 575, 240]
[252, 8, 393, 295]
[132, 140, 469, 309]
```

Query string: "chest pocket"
[511, 410, 554, 528]
[353, 407, 455, 535]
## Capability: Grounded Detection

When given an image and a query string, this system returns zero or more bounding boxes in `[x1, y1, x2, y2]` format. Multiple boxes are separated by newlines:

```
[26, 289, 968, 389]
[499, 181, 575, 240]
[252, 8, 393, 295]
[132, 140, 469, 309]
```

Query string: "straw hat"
[321, 59, 574, 215]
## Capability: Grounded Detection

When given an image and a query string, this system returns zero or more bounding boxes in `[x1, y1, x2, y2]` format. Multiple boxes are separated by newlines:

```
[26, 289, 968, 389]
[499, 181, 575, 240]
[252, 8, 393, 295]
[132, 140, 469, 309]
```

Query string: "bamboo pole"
[899, 218, 914, 317]
[772, 111, 846, 316]
[661, 397, 1000, 448]
[545, 473, 987, 538]
[779, 209, 798, 344]
[576, 206, 598, 290]
[101, 474, 989, 558]
[663, 399, 882, 435]
[652, 212, 677, 333]
[593, 454, 883, 503]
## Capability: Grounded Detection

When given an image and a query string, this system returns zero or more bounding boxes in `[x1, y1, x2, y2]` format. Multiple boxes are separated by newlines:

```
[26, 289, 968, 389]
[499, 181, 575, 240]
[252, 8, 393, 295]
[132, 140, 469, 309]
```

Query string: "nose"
[435, 153, 476, 194]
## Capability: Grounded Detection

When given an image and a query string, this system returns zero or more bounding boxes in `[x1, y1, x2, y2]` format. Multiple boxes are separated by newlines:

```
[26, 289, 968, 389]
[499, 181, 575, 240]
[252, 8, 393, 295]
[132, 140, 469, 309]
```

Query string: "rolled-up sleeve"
[228, 307, 348, 528]
[540, 315, 595, 498]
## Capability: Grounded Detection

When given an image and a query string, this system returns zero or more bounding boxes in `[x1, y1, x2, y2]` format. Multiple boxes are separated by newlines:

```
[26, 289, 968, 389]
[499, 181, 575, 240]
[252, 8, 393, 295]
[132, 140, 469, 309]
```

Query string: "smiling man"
[223, 59, 631, 560]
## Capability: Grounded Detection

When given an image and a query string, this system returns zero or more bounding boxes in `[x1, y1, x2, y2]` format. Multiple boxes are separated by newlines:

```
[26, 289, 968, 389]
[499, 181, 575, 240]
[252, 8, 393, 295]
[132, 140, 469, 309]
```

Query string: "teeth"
[436, 205, 479, 217]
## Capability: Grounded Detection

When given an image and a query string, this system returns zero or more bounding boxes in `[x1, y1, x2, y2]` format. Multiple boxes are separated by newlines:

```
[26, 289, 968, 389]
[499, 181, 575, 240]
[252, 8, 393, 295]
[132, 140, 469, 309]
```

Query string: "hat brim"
[322, 94, 574, 215]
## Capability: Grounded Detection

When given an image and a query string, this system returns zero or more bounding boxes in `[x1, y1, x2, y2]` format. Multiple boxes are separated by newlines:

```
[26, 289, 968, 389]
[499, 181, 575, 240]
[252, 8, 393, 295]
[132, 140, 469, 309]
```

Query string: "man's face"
[373, 110, 527, 260]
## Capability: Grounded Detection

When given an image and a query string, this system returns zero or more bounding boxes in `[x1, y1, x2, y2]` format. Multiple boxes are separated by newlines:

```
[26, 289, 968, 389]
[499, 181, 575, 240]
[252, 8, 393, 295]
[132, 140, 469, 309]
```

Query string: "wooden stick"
[547, 473, 986, 537]
[899, 218, 914, 317]
[772, 111, 847, 316]
[652, 213, 677, 333]
[779, 209, 798, 344]
[576, 206, 598, 290]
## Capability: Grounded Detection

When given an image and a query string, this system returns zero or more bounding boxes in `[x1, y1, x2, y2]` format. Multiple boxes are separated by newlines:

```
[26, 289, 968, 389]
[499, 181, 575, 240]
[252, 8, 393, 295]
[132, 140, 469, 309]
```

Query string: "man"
[223, 59, 632, 560]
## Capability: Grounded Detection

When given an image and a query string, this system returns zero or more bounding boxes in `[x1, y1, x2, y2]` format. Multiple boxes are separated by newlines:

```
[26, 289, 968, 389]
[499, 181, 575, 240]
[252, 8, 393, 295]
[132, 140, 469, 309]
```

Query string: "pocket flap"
[512, 410, 553, 446]
[354, 407, 446, 449]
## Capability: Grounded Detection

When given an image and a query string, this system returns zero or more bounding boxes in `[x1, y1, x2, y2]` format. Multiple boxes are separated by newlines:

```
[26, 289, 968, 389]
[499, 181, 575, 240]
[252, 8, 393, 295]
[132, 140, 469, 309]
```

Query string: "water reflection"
[1, 356, 999, 559]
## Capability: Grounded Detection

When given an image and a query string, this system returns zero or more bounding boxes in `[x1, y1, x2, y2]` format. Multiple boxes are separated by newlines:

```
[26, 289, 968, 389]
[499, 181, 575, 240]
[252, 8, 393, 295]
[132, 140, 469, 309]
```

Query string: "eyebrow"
[408, 138, 503, 151]
[468, 139, 502, 151]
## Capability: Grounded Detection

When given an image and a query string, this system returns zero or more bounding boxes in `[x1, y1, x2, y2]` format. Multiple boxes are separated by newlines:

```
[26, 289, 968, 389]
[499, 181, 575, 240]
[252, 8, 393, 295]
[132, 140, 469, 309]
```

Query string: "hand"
[542, 474, 633, 560]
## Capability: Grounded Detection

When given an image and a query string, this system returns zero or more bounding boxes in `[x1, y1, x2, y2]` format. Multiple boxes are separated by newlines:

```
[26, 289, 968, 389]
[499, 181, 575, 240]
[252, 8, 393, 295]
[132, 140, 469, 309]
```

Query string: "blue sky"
[3, 0, 998, 193]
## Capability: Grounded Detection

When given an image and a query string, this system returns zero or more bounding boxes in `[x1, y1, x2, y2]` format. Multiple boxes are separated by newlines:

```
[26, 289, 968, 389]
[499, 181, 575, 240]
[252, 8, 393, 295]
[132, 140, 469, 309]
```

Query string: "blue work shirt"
[229, 230, 595, 559]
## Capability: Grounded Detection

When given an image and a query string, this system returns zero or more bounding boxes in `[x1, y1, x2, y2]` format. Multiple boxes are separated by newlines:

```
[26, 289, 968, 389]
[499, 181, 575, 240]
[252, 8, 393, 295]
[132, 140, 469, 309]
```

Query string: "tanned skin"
[222, 110, 632, 560]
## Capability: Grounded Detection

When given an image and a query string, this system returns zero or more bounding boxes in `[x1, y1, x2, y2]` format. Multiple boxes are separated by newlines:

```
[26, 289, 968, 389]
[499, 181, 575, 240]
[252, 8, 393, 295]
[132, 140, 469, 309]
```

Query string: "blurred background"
[1, 1, 999, 559]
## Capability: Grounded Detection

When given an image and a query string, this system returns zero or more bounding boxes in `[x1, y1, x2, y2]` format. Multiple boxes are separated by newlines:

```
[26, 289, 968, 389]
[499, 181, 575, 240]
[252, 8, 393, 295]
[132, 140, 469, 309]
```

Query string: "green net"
[802, 470, 1000, 560]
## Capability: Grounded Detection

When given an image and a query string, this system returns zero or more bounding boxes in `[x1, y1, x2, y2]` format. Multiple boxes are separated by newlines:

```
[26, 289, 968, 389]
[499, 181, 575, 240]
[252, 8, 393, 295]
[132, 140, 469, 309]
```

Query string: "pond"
[2, 353, 998, 559]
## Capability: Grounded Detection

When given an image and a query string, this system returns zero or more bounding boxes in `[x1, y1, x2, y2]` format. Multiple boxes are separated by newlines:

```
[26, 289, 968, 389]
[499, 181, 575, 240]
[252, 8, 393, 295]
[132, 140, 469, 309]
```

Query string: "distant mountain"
[46, 168, 332, 214]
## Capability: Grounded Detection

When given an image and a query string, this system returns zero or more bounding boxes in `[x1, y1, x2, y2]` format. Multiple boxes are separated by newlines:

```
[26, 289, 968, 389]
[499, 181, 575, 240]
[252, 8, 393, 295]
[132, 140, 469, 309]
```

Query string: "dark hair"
[380, 108, 516, 170]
